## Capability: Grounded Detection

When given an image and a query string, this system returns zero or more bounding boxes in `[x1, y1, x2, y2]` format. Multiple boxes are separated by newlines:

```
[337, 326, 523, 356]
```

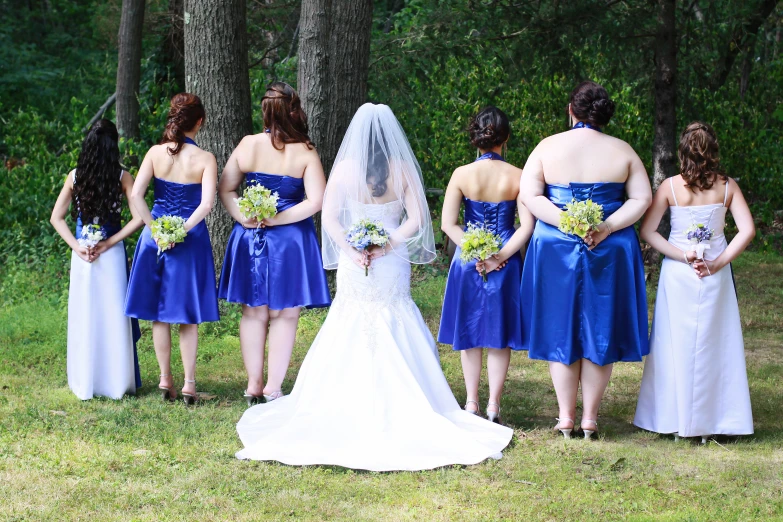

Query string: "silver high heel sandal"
[159, 373, 176, 402]
[182, 379, 198, 406]
[263, 390, 284, 402]
[486, 402, 501, 424]
[243, 390, 264, 407]
[554, 417, 574, 439]
[701, 436, 709, 445]
[581, 419, 598, 440]
[464, 400, 480, 416]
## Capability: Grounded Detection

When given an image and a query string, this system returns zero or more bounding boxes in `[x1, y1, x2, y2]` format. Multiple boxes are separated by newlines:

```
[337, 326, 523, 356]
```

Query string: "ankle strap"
[184, 379, 195, 384]
[160, 373, 170, 378]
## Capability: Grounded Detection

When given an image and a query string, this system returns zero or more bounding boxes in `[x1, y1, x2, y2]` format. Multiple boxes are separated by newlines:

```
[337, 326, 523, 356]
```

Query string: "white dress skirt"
[67, 242, 137, 400]
[236, 202, 513, 471]
[634, 181, 753, 437]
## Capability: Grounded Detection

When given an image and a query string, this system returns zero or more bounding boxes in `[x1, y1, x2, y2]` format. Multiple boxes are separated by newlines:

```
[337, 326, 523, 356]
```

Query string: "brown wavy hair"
[160, 93, 205, 156]
[262, 82, 313, 150]
[678, 122, 727, 191]
[468, 106, 510, 150]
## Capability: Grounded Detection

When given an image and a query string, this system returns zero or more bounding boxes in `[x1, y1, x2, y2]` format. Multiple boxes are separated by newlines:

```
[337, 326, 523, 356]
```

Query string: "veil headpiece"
[321, 103, 436, 269]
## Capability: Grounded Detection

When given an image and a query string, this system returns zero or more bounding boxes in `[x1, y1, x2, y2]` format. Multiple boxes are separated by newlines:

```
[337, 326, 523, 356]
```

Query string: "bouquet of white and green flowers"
[559, 199, 604, 239]
[459, 222, 503, 282]
[345, 218, 390, 276]
[77, 218, 106, 249]
[234, 183, 279, 226]
[150, 215, 187, 262]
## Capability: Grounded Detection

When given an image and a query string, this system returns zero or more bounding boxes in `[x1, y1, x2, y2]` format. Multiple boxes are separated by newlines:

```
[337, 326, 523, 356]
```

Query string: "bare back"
[148, 142, 214, 184]
[233, 133, 317, 179]
[536, 130, 636, 185]
[452, 160, 523, 202]
[668, 174, 732, 207]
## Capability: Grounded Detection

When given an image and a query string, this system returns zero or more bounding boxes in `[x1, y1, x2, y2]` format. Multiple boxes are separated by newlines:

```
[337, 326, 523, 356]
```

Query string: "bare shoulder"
[448, 163, 472, 185]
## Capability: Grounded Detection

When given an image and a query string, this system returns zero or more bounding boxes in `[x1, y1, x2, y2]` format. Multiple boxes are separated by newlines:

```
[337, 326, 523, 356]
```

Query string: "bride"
[236, 103, 513, 471]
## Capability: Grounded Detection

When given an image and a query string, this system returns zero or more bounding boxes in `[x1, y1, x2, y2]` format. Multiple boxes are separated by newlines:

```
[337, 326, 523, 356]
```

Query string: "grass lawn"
[1, 252, 782, 521]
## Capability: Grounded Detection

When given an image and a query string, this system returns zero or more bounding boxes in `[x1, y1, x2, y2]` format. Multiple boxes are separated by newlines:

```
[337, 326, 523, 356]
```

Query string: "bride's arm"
[389, 181, 426, 247]
[321, 171, 368, 268]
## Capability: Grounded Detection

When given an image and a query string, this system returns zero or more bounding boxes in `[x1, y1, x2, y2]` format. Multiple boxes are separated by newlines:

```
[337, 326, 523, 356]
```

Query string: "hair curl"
[569, 81, 615, 127]
[71, 119, 123, 226]
[262, 82, 313, 150]
[160, 93, 205, 155]
[468, 106, 510, 150]
[678, 122, 727, 191]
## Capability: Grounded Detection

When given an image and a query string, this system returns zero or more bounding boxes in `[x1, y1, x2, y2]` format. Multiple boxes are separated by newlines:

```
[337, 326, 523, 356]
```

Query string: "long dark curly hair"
[678, 122, 727, 191]
[71, 119, 123, 226]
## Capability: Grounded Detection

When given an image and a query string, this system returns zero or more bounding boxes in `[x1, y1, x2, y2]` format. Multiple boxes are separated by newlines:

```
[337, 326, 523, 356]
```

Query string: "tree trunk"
[116, 0, 146, 140]
[184, 0, 253, 273]
[297, 0, 373, 177]
[652, 0, 677, 191]
[162, 0, 185, 89]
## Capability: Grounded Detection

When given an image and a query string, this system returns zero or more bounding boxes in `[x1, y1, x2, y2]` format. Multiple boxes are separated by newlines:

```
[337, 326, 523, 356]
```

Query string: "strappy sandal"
[159, 373, 176, 402]
[553, 417, 575, 439]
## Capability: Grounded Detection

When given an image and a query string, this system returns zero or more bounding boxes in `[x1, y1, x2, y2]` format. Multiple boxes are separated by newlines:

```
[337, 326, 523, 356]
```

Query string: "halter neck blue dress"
[438, 152, 524, 351]
[520, 182, 648, 365]
[125, 147, 220, 324]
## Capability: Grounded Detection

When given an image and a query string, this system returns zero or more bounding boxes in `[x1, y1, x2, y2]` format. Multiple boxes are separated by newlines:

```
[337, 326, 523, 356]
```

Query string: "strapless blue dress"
[125, 178, 220, 324]
[520, 183, 648, 365]
[438, 198, 524, 351]
[218, 173, 331, 310]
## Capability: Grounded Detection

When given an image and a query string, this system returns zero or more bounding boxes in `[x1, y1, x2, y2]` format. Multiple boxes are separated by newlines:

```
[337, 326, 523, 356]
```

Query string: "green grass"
[1, 252, 782, 520]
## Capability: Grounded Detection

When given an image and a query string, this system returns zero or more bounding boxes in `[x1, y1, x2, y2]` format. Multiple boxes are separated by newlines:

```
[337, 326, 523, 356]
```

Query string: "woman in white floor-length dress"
[50, 119, 143, 400]
[634, 122, 755, 439]
[235, 103, 513, 471]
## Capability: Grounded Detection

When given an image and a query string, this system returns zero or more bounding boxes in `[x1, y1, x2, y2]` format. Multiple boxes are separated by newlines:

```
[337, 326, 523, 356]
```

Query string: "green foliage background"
[1, 0, 781, 301]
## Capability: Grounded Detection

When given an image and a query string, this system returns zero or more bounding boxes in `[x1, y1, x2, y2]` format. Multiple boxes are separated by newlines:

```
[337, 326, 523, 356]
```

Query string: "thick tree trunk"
[297, 0, 373, 176]
[116, 0, 146, 140]
[652, 0, 677, 191]
[162, 0, 185, 89]
[184, 0, 253, 273]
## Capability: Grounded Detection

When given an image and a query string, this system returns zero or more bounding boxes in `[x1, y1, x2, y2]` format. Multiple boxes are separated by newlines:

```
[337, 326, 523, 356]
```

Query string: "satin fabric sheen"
[634, 199, 753, 436]
[521, 182, 649, 365]
[68, 218, 139, 399]
[438, 198, 523, 350]
[125, 178, 220, 324]
[218, 173, 331, 309]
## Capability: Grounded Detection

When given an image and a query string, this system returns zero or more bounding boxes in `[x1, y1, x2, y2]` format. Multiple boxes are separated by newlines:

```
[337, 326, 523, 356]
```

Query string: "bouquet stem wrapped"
[345, 218, 390, 276]
[685, 223, 714, 260]
[150, 215, 187, 262]
[459, 223, 502, 282]
[559, 199, 604, 240]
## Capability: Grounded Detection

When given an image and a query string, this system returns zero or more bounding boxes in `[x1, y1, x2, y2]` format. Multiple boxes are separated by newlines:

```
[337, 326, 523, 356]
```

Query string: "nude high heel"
[581, 419, 598, 440]
[263, 390, 284, 402]
[554, 417, 574, 439]
[464, 400, 480, 416]
[159, 373, 176, 402]
[182, 379, 198, 406]
[486, 402, 501, 424]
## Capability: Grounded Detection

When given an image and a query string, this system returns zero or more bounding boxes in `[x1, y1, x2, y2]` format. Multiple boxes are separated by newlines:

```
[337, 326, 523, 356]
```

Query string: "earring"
[502, 142, 507, 158]
[476, 148, 480, 159]
[568, 104, 573, 128]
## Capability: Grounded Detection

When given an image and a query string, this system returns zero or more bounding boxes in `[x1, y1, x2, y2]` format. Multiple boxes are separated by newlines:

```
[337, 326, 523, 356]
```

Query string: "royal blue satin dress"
[125, 178, 220, 324]
[438, 198, 524, 351]
[520, 182, 648, 365]
[218, 173, 331, 310]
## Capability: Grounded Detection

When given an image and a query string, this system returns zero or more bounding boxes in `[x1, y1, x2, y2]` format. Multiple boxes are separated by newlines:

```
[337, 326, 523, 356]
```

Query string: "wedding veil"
[321, 103, 436, 269]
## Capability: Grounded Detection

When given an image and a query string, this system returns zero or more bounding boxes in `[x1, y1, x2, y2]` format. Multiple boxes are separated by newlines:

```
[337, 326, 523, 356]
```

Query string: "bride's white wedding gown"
[236, 201, 513, 471]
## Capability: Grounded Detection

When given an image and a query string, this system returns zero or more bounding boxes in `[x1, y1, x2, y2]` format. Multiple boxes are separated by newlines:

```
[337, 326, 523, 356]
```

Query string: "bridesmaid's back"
[454, 160, 522, 203]
[148, 141, 213, 185]
[233, 132, 316, 179]
[536, 129, 636, 185]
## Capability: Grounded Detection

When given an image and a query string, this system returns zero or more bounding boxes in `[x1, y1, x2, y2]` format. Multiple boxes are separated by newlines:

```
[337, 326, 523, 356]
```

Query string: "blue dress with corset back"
[218, 173, 331, 309]
[520, 182, 648, 365]
[438, 198, 524, 351]
[125, 178, 220, 324]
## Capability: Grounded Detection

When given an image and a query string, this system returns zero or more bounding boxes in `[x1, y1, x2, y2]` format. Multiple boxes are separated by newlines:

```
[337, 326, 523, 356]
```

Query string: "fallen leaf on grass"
[610, 457, 627, 471]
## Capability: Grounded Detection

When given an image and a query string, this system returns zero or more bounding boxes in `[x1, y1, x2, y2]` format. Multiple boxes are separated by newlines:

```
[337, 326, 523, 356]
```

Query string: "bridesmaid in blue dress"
[519, 82, 652, 438]
[218, 82, 330, 405]
[438, 107, 534, 423]
[126, 93, 220, 405]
